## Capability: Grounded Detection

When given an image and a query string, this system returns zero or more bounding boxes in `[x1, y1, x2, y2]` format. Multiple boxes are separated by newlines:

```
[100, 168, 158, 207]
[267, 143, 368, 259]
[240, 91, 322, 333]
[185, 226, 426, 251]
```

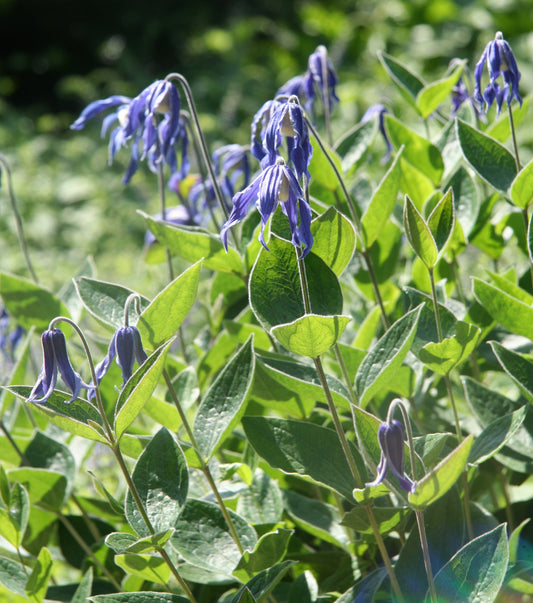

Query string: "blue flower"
[361, 104, 392, 163]
[251, 98, 312, 179]
[0, 308, 24, 359]
[71, 80, 187, 184]
[304, 45, 339, 112]
[474, 32, 522, 114]
[90, 326, 148, 398]
[221, 157, 313, 257]
[28, 328, 93, 404]
[366, 418, 415, 493]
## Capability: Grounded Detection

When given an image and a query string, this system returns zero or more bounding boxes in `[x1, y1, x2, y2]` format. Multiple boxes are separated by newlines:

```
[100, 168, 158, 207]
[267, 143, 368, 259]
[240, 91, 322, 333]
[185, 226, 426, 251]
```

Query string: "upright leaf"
[310, 206, 356, 276]
[427, 187, 455, 257]
[193, 335, 255, 460]
[25, 546, 52, 603]
[415, 62, 464, 118]
[511, 156, 533, 209]
[136, 259, 201, 347]
[456, 118, 517, 192]
[432, 524, 508, 603]
[378, 51, 425, 109]
[403, 196, 438, 268]
[355, 305, 422, 408]
[125, 427, 188, 537]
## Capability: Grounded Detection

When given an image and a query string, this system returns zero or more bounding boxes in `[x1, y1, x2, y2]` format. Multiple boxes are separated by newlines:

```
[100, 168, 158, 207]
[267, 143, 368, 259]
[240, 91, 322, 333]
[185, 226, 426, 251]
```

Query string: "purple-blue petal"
[70, 95, 131, 130]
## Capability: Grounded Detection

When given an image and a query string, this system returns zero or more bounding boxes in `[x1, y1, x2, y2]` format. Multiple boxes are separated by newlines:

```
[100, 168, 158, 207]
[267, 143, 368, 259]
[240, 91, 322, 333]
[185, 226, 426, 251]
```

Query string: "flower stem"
[163, 370, 245, 555]
[0, 154, 38, 284]
[165, 73, 229, 221]
[415, 509, 437, 603]
[303, 118, 389, 329]
[296, 250, 403, 602]
[508, 104, 521, 172]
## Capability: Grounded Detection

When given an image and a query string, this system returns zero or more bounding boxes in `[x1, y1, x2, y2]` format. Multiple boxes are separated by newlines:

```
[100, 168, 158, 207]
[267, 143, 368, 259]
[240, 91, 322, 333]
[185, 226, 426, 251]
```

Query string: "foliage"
[2, 2, 533, 602]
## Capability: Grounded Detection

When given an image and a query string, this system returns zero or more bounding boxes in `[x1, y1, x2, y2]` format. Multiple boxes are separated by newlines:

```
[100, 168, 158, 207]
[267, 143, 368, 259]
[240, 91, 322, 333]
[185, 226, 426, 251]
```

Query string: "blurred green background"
[1, 0, 532, 291]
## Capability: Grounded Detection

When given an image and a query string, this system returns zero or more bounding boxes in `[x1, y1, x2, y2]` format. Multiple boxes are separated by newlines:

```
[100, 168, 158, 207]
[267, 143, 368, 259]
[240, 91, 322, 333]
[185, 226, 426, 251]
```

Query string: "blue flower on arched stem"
[28, 328, 93, 404]
[221, 157, 313, 257]
[304, 45, 339, 112]
[89, 326, 148, 399]
[474, 31, 522, 114]
[71, 79, 187, 184]
[366, 415, 416, 493]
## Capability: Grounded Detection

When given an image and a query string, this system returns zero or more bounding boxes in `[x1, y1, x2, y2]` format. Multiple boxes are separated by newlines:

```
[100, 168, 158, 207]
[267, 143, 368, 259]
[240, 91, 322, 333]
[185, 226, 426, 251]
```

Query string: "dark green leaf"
[125, 428, 188, 538]
[403, 196, 437, 268]
[456, 118, 517, 192]
[378, 51, 425, 108]
[193, 336, 255, 460]
[490, 341, 533, 399]
[233, 528, 293, 581]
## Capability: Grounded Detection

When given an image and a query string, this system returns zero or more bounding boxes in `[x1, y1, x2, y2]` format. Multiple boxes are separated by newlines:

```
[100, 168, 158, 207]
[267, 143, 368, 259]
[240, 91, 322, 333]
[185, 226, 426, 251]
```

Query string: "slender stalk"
[165, 73, 229, 221]
[304, 117, 389, 329]
[415, 510, 437, 603]
[508, 104, 521, 172]
[296, 250, 403, 601]
[318, 49, 333, 146]
[163, 370, 245, 555]
[0, 154, 38, 283]
[157, 161, 174, 282]
[56, 512, 123, 590]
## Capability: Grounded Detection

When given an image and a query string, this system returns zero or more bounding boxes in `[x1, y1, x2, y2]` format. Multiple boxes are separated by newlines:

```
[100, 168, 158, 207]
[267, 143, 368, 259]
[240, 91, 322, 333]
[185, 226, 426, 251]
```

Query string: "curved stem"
[0, 154, 38, 284]
[163, 370, 245, 555]
[415, 509, 437, 603]
[165, 73, 229, 221]
[304, 118, 389, 329]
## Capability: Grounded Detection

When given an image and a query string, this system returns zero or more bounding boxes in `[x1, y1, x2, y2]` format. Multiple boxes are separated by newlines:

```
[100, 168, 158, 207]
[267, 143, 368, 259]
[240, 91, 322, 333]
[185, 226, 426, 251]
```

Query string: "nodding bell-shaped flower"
[366, 418, 416, 494]
[474, 31, 522, 114]
[90, 326, 148, 398]
[304, 45, 339, 112]
[361, 103, 392, 163]
[71, 79, 187, 184]
[221, 156, 313, 257]
[28, 328, 93, 404]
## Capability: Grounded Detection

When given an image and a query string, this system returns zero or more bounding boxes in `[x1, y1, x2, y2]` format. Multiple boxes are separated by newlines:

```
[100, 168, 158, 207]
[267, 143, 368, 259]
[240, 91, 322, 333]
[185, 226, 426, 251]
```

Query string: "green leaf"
[529, 211, 533, 265]
[378, 51, 425, 109]
[228, 562, 295, 603]
[7, 467, 67, 512]
[136, 260, 201, 347]
[361, 148, 403, 248]
[141, 212, 243, 274]
[335, 119, 377, 175]
[90, 594, 189, 603]
[408, 435, 473, 510]
[403, 196, 437, 268]
[309, 206, 356, 275]
[511, 156, 533, 209]
[114, 339, 173, 440]
[24, 430, 76, 490]
[487, 96, 531, 142]
[432, 524, 508, 603]
[125, 428, 188, 538]
[0, 555, 27, 596]
[445, 166, 480, 238]
[308, 134, 342, 191]
[469, 406, 528, 465]
[25, 546, 52, 603]
[385, 115, 443, 185]
[233, 528, 293, 581]
[473, 278, 533, 341]
[249, 236, 343, 330]
[283, 490, 350, 551]
[341, 506, 409, 536]
[114, 554, 170, 585]
[490, 341, 533, 399]
[415, 62, 464, 118]
[0, 482, 29, 548]
[456, 118, 517, 192]
[236, 469, 284, 525]
[418, 321, 481, 375]
[106, 528, 175, 554]
[0, 272, 70, 331]
[271, 314, 351, 357]
[242, 416, 363, 499]
[74, 277, 150, 328]
[171, 499, 257, 576]
[193, 335, 255, 460]
[355, 305, 422, 408]
[427, 187, 455, 257]
[72, 568, 93, 603]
